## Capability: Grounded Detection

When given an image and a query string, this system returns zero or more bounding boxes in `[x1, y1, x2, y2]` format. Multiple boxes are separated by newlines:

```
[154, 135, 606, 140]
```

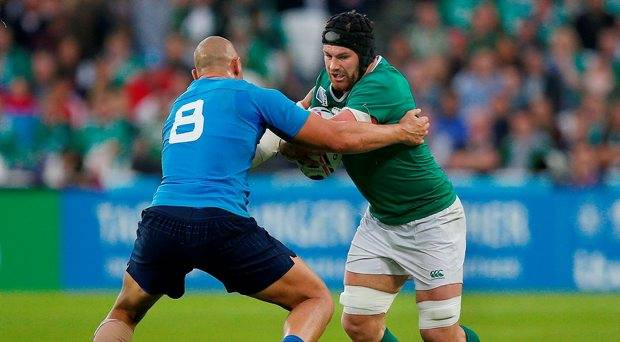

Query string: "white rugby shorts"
[345, 197, 466, 290]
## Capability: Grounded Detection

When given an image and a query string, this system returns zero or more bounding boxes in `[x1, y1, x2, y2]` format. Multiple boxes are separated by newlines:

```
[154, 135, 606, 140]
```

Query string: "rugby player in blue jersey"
[93, 36, 429, 342]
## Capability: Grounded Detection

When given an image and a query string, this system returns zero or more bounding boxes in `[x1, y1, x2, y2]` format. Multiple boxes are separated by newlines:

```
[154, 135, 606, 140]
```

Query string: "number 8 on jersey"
[170, 99, 204, 144]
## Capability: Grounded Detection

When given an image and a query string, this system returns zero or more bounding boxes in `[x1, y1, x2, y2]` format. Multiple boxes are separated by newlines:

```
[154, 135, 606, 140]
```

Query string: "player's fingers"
[409, 108, 422, 117]
[415, 116, 429, 125]
[401, 109, 422, 123]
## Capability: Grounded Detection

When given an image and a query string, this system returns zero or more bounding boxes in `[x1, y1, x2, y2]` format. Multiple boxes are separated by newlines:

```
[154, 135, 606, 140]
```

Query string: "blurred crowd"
[0, 0, 617, 189]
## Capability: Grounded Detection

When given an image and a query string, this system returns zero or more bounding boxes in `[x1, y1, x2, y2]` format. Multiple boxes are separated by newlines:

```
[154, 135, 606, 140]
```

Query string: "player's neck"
[332, 87, 347, 98]
[197, 68, 236, 79]
[200, 73, 231, 79]
[363, 56, 380, 76]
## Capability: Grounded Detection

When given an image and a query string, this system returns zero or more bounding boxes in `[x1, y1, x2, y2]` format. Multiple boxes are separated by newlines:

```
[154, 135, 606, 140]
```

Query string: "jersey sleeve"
[253, 87, 310, 140]
[345, 71, 416, 124]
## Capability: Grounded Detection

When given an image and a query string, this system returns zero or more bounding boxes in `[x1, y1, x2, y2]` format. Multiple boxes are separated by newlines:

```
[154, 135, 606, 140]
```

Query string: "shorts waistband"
[364, 196, 462, 228]
[148, 205, 243, 221]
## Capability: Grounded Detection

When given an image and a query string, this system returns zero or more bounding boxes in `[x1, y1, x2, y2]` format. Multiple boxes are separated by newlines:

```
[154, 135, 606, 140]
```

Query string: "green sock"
[460, 325, 480, 342]
[380, 327, 399, 342]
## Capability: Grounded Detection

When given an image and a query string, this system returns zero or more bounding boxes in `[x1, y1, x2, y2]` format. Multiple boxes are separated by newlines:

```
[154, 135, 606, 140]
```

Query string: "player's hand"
[398, 109, 429, 145]
[280, 142, 322, 166]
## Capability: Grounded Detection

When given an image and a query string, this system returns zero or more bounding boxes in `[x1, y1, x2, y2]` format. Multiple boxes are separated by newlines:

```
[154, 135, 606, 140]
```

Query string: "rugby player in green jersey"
[282, 11, 480, 342]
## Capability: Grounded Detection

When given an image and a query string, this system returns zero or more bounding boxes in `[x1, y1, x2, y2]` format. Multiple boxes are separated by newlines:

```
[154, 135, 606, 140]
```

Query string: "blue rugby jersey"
[151, 77, 310, 216]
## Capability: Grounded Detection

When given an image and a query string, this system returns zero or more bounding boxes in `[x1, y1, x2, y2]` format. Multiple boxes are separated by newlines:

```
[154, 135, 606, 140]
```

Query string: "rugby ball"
[296, 107, 343, 180]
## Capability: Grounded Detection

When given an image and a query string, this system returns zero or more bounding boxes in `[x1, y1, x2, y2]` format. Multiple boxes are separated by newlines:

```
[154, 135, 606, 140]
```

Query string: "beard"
[329, 70, 358, 92]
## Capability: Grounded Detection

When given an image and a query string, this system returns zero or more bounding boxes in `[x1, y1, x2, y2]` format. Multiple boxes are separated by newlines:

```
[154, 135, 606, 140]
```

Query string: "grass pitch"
[1, 292, 619, 341]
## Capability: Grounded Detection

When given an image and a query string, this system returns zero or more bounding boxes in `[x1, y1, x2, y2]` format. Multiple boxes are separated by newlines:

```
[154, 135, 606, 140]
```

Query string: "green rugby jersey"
[309, 56, 456, 225]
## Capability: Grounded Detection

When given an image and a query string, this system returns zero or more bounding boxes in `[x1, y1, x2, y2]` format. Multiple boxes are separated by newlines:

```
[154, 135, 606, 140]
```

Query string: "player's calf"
[252, 257, 334, 342]
[93, 272, 161, 341]
[93, 319, 133, 342]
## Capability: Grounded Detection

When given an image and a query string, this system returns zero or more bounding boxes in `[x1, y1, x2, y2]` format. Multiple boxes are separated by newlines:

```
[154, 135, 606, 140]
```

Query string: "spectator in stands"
[468, 2, 501, 52]
[569, 141, 601, 186]
[600, 101, 620, 173]
[385, 34, 414, 72]
[583, 54, 615, 99]
[521, 47, 548, 105]
[56, 36, 82, 83]
[531, 0, 569, 45]
[448, 113, 500, 173]
[406, 57, 444, 115]
[429, 89, 467, 167]
[574, 0, 616, 51]
[0, 98, 17, 183]
[77, 89, 135, 188]
[179, 0, 216, 44]
[36, 92, 74, 188]
[0, 0, 618, 187]
[2, 77, 39, 170]
[0, 27, 31, 88]
[499, 110, 551, 172]
[102, 29, 144, 89]
[495, 35, 519, 67]
[406, 0, 448, 59]
[31, 49, 57, 98]
[529, 97, 564, 150]
[596, 27, 620, 99]
[546, 27, 584, 112]
[453, 49, 504, 122]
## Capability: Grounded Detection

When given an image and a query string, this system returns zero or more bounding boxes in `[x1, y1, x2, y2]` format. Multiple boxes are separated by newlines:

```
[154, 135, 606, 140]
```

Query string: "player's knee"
[294, 281, 333, 315]
[339, 285, 396, 315]
[417, 296, 461, 332]
[339, 285, 395, 341]
[312, 285, 335, 317]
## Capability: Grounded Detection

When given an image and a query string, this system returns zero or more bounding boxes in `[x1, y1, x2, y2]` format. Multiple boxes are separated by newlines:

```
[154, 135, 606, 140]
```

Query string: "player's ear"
[231, 57, 243, 79]
[191, 68, 199, 80]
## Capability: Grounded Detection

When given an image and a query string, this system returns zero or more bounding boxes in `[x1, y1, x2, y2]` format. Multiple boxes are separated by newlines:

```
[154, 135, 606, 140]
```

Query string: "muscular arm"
[292, 109, 427, 154]
[331, 108, 378, 124]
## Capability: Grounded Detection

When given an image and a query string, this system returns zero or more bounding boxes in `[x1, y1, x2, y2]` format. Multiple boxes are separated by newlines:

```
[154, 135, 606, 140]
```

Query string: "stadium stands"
[0, 0, 617, 189]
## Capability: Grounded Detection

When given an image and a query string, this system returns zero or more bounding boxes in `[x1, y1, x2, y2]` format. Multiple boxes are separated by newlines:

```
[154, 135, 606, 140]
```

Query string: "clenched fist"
[398, 109, 429, 145]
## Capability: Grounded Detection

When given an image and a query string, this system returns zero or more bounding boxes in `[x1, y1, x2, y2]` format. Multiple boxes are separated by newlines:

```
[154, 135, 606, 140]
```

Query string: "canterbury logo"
[430, 270, 444, 279]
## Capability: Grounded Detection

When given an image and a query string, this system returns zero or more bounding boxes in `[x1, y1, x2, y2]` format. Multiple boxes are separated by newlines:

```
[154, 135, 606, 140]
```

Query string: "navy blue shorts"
[126, 206, 296, 299]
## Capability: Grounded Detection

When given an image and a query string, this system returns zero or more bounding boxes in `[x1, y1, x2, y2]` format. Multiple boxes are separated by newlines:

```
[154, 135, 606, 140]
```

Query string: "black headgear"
[322, 10, 375, 74]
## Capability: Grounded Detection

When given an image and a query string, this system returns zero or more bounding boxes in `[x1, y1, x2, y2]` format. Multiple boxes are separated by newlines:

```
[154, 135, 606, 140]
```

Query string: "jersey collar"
[329, 85, 349, 103]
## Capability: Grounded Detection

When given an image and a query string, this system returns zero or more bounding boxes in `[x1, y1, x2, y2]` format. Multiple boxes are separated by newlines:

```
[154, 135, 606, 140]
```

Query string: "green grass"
[1, 292, 619, 341]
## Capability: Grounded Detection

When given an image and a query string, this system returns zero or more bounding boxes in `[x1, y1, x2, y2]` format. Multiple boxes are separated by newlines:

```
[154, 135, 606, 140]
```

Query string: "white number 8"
[169, 99, 204, 144]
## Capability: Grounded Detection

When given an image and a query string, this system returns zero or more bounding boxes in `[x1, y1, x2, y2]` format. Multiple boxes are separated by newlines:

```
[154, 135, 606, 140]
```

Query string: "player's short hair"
[322, 10, 375, 73]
